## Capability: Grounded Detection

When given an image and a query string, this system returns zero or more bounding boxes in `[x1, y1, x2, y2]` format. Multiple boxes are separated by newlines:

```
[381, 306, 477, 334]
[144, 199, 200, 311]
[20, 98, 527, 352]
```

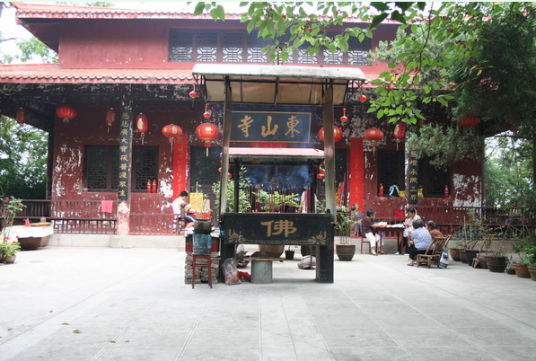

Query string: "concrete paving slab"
[1, 246, 536, 361]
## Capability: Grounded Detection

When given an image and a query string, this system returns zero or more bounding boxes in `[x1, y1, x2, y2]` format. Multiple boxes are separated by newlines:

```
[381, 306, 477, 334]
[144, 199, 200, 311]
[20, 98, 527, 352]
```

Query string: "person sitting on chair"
[400, 207, 421, 255]
[360, 209, 385, 256]
[172, 190, 195, 229]
[350, 202, 363, 237]
[406, 219, 432, 266]
[425, 220, 444, 240]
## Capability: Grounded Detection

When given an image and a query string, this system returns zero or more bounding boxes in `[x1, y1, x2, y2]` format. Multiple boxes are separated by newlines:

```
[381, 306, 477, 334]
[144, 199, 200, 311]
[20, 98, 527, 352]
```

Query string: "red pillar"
[350, 138, 364, 212]
[173, 134, 188, 199]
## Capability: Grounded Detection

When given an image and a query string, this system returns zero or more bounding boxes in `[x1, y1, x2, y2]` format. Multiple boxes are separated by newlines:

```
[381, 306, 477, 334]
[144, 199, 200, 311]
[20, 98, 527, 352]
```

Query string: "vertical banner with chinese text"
[118, 109, 132, 201]
[349, 138, 364, 212]
[172, 134, 188, 200]
[407, 149, 419, 204]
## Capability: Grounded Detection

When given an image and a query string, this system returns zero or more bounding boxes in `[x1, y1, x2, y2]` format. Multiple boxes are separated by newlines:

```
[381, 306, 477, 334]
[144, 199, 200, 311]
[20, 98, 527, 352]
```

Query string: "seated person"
[401, 207, 421, 255]
[172, 190, 195, 229]
[360, 209, 385, 255]
[406, 219, 432, 266]
[350, 202, 363, 237]
[425, 220, 444, 240]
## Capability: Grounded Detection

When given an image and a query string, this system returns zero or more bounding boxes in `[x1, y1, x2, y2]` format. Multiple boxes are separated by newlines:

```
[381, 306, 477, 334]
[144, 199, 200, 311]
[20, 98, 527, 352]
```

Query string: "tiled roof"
[0, 64, 195, 84]
[0, 63, 387, 86]
[12, 2, 399, 23]
[12, 2, 242, 20]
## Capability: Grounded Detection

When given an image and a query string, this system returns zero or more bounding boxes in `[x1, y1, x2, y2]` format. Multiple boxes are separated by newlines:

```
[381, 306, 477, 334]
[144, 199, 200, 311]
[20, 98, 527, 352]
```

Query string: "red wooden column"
[349, 137, 364, 212]
[173, 134, 188, 199]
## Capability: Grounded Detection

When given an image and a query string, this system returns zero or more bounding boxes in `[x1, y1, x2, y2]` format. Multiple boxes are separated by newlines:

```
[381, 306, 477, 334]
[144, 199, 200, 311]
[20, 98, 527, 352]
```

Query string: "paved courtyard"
[1, 246, 535, 361]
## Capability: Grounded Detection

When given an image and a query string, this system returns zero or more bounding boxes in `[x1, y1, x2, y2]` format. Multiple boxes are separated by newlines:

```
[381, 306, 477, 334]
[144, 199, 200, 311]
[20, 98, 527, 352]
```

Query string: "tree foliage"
[0, 117, 48, 199]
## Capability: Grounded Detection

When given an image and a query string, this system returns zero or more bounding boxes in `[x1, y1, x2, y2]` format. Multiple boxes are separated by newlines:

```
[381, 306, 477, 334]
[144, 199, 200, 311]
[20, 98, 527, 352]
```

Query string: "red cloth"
[101, 200, 113, 213]
[394, 209, 405, 221]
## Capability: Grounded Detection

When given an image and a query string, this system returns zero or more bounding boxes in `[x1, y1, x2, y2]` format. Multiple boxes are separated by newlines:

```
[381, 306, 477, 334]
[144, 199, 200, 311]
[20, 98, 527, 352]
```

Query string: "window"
[377, 150, 405, 193]
[190, 146, 222, 187]
[418, 159, 449, 198]
[85, 146, 158, 192]
[169, 29, 371, 65]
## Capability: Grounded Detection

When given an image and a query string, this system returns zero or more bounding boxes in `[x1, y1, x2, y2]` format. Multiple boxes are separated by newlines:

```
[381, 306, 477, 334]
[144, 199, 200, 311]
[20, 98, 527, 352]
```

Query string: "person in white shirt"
[172, 190, 195, 229]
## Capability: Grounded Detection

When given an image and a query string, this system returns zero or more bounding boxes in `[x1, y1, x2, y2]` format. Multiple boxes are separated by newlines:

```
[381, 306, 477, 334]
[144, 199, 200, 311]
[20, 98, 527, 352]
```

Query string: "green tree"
[195, 2, 535, 185]
[0, 117, 48, 199]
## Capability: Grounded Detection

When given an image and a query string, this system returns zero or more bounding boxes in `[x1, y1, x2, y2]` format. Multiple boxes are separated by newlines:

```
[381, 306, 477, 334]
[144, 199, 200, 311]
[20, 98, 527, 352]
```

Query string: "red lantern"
[365, 128, 384, 147]
[316, 173, 324, 179]
[340, 107, 348, 122]
[161, 124, 183, 149]
[227, 173, 232, 178]
[203, 103, 212, 119]
[56, 104, 77, 123]
[459, 116, 480, 127]
[318, 167, 325, 174]
[189, 83, 199, 99]
[16, 108, 26, 124]
[393, 122, 406, 143]
[135, 113, 149, 144]
[195, 123, 219, 156]
[318, 126, 343, 143]
[105, 108, 115, 133]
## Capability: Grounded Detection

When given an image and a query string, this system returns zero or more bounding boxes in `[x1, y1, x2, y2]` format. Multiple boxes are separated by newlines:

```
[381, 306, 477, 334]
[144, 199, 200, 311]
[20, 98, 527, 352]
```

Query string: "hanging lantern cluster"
[358, 86, 368, 103]
[203, 103, 212, 119]
[365, 128, 384, 148]
[340, 107, 348, 123]
[16, 108, 26, 124]
[195, 123, 219, 156]
[318, 126, 343, 143]
[56, 104, 77, 123]
[189, 83, 199, 99]
[459, 115, 480, 127]
[105, 108, 115, 133]
[136, 113, 149, 144]
[393, 122, 406, 149]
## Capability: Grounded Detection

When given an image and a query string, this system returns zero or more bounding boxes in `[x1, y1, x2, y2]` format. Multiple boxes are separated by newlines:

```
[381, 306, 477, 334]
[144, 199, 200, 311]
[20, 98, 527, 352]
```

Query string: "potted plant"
[285, 245, 296, 260]
[0, 237, 21, 264]
[457, 210, 490, 266]
[484, 238, 508, 273]
[335, 210, 355, 261]
[512, 236, 535, 278]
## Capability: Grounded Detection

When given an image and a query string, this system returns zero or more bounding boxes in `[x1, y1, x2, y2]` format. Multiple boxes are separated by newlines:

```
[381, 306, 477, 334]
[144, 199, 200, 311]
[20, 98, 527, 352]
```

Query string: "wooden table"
[384, 226, 405, 254]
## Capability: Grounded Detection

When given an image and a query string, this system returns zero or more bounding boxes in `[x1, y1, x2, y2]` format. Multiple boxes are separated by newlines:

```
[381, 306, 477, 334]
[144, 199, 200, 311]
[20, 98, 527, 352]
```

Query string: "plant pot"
[258, 245, 284, 258]
[513, 264, 531, 278]
[506, 267, 516, 275]
[528, 266, 536, 281]
[485, 255, 507, 273]
[3, 255, 16, 264]
[19, 237, 41, 251]
[285, 250, 295, 260]
[465, 250, 480, 266]
[336, 244, 356, 261]
[459, 249, 467, 263]
[450, 248, 462, 262]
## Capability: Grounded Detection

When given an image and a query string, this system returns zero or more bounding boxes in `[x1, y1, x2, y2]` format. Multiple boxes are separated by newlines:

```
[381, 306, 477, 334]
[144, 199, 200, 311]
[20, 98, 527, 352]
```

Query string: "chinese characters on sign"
[118, 110, 132, 200]
[231, 111, 311, 143]
[408, 150, 419, 204]
[261, 220, 297, 238]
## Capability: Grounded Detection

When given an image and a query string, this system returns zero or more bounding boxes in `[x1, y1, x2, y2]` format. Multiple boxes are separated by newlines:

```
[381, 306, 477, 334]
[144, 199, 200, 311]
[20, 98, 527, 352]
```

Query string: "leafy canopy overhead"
[193, 2, 536, 129]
